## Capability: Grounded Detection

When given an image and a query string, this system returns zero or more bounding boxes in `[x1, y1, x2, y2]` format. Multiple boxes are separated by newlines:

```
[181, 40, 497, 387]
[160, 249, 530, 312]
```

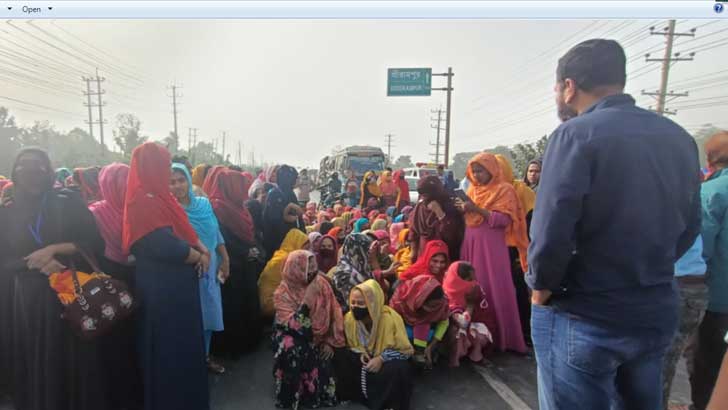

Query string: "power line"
[384, 133, 395, 166]
[430, 108, 445, 164]
[167, 82, 182, 153]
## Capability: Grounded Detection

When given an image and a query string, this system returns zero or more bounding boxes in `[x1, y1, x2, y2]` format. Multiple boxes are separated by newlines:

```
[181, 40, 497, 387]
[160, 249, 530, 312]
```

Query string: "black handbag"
[62, 247, 136, 340]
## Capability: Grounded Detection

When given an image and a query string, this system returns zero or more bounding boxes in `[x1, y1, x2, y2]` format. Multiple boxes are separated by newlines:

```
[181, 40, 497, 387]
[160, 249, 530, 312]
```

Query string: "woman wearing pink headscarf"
[272, 250, 345, 408]
[88, 162, 142, 408]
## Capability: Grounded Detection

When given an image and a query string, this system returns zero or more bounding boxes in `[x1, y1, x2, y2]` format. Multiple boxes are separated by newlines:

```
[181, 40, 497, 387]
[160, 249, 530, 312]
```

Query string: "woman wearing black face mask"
[0, 148, 112, 410]
[316, 234, 338, 274]
[272, 250, 346, 409]
[336, 279, 415, 410]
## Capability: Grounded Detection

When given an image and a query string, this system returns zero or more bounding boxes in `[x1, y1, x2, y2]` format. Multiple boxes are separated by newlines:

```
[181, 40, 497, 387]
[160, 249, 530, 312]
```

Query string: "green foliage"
[392, 155, 414, 170]
[0, 107, 127, 175]
[450, 151, 479, 180]
[451, 135, 549, 180]
[113, 113, 148, 159]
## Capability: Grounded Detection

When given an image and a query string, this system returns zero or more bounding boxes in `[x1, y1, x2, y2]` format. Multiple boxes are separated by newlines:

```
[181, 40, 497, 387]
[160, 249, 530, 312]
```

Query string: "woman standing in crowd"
[457, 152, 528, 354]
[393, 170, 410, 211]
[408, 176, 464, 263]
[272, 250, 345, 409]
[258, 228, 310, 317]
[495, 155, 535, 344]
[206, 168, 265, 355]
[360, 171, 382, 208]
[54, 167, 72, 187]
[399, 239, 449, 283]
[89, 162, 142, 409]
[171, 164, 229, 373]
[389, 275, 450, 368]
[692, 130, 728, 410]
[0, 148, 110, 410]
[443, 261, 495, 367]
[337, 279, 414, 410]
[378, 170, 399, 208]
[73, 166, 102, 203]
[263, 165, 305, 259]
[523, 159, 541, 192]
[123, 142, 209, 410]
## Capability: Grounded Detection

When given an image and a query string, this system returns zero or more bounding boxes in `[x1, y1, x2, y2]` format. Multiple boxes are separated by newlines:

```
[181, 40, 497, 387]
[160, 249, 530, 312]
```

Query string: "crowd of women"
[0, 141, 543, 410]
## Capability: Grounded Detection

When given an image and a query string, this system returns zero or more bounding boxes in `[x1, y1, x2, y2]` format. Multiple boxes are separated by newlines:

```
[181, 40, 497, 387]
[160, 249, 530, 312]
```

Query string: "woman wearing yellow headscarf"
[337, 280, 414, 409]
[494, 154, 536, 348]
[191, 164, 210, 197]
[393, 228, 412, 278]
[258, 229, 310, 317]
[360, 171, 382, 208]
[495, 155, 536, 215]
[378, 170, 399, 208]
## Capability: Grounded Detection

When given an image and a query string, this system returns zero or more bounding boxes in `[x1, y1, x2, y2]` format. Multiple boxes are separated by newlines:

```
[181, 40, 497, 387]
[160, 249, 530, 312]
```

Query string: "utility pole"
[83, 70, 106, 155]
[430, 108, 445, 164]
[384, 134, 395, 167]
[83, 77, 94, 138]
[642, 20, 695, 115]
[237, 141, 242, 166]
[95, 68, 106, 154]
[191, 129, 198, 164]
[221, 131, 227, 163]
[432, 67, 454, 167]
[168, 83, 182, 152]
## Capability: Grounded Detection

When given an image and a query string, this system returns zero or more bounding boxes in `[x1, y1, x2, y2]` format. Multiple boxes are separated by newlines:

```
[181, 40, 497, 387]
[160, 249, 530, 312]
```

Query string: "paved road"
[0, 341, 695, 410]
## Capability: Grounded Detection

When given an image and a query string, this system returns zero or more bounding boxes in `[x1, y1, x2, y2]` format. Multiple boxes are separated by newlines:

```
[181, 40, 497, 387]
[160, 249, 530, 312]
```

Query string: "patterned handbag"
[62, 247, 136, 340]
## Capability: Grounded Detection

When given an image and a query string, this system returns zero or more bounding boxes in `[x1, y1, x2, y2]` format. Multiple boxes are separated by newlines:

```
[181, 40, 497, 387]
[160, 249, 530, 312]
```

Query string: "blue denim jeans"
[532, 304, 677, 410]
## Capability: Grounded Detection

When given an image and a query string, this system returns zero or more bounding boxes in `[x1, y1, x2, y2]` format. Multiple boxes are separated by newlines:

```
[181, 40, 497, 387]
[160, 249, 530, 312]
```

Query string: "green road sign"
[387, 68, 432, 96]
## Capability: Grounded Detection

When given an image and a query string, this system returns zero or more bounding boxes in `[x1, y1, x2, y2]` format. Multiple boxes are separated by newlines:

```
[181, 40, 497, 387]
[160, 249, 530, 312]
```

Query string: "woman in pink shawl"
[88, 162, 142, 407]
[443, 261, 496, 367]
[89, 163, 132, 270]
[272, 250, 344, 408]
[389, 222, 406, 253]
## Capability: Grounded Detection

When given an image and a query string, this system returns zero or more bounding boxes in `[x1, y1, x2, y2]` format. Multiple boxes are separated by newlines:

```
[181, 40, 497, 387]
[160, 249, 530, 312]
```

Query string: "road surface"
[0, 338, 695, 410]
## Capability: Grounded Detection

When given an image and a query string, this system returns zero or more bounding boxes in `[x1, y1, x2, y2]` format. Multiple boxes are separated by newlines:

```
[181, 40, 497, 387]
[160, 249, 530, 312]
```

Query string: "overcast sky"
[2, 19, 727, 167]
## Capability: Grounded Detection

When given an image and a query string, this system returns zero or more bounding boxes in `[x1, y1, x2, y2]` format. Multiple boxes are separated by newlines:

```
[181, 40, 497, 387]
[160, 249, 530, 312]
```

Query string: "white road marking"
[472, 364, 533, 410]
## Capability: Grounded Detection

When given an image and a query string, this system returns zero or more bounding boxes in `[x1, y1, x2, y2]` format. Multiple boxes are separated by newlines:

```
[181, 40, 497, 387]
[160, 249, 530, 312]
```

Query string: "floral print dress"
[272, 304, 338, 409]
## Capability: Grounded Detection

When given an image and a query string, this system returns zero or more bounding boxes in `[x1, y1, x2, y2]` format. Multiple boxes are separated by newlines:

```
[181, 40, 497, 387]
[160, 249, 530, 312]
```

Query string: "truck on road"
[318, 145, 386, 187]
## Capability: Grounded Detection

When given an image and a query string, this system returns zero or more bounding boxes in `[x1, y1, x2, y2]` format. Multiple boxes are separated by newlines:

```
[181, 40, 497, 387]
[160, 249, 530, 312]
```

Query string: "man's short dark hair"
[557, 39, 626, 91]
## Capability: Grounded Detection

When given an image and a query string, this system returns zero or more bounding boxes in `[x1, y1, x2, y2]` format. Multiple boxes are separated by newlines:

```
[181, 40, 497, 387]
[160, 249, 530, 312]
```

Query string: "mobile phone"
[453, 189, 470, 202]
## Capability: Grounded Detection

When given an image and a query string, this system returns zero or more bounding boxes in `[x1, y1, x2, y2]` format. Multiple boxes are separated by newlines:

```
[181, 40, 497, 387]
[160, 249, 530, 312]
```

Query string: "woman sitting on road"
[272, 250, 345, 409]
[336, 279, 414, 410]
[443, 261, 496, 367]
[399, 239, 450, 283]
[258, 229, 310, 318]
[389, 274, 450, 369]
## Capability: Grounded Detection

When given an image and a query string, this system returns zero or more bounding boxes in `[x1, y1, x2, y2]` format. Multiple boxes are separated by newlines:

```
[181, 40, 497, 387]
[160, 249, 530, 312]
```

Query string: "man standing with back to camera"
[526, 39, 702, 410]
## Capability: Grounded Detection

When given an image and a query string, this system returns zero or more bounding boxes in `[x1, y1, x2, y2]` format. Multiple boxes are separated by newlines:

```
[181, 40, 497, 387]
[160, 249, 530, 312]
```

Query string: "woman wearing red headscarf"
[399, 239, 450, 283]
[122, 142, 210, 410]
[408, 176, 464, 264]
[389, 274, 450, 368]
[205, 168, 264, 356]
[455, 152, 528, 354]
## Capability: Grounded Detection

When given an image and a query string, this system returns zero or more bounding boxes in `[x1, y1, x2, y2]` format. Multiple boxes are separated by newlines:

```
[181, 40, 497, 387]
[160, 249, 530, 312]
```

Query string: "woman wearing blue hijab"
[171, 163, 229, 374]
[353, 218, 370, 233]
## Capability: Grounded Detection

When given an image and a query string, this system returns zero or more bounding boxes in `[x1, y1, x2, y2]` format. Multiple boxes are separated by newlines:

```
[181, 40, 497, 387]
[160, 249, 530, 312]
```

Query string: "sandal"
[207, 357, 226, 374]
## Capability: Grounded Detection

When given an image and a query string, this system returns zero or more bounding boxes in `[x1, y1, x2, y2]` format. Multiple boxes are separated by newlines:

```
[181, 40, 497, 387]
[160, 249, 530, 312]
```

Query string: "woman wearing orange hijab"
[455, 152, 528, 354]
